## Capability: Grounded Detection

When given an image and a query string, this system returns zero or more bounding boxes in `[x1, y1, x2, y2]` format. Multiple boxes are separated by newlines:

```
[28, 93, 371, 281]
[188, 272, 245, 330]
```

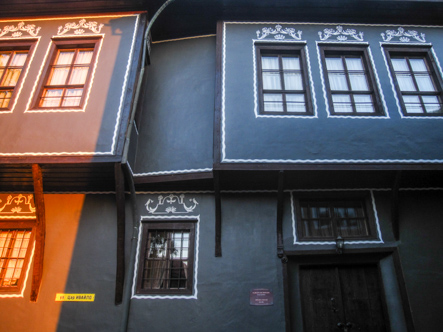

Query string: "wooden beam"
[31, 164, 46, 302]
[214, 171, 222, 257]
[391, 170, 402, 241]
[277, 171, 285, 258]
[114, 163, 126, 305]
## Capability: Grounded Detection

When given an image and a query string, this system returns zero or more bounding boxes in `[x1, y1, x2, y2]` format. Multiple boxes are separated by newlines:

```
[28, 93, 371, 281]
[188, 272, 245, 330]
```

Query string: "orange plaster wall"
[0, 194, 84, 332]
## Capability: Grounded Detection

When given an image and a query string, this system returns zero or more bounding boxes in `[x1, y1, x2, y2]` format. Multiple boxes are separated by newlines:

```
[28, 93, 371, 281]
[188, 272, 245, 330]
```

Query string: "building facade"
[1, 1, 443, 331]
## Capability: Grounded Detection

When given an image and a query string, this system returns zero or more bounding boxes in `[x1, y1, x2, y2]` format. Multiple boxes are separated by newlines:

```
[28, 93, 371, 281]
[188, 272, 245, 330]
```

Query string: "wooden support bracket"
[31, 164, 46, 302]
[391, 170, 402, 241]
[277, 171, 285, 258]
[214, 171, 222, 257]
[114, 163, 126, 305]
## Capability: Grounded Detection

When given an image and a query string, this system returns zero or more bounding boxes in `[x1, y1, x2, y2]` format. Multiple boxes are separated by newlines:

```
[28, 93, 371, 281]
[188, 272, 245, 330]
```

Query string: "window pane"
[10, 52, 28, 67]
[349, 73, 369, 91]
[2, 68, 22, 86]
[75, 50, 93, 64]
[391, 58, 409, 72]
[345, 58, 364, 71]
[282, 57, 300, 70]
[262, 72, 281, 90]
[397, 74, 416, 91]
[56, 51, 75, 65]
[0, 53, 10, 66]
[69, 67, 89, 85]
[415, 74, 435, 92]
[40, 89, 63, 107]
[409, 58, 428, 72]
[403, 95, 423, 113]
[328, 73, 348, 91]
[49, 67, 69, 85]
[284, 72, 303, 90]
[263, 94, 283, 112]
[0, 90, 12, 108]
[326, 58, 344, 70]
[422, 96, 442, 113]
[332, 94, 353, 113]
[261, 56, 279, 70]
[62, 89, 83, 107]
[286, 94, 306, 113]
[354, 95, 375, 113]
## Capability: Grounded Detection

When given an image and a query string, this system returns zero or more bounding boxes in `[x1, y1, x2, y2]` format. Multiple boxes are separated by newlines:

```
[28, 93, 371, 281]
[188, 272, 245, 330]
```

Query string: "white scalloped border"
[291, 189, 384, 245]
[132, 214, 200, 300]
[133, 168, 212, 177]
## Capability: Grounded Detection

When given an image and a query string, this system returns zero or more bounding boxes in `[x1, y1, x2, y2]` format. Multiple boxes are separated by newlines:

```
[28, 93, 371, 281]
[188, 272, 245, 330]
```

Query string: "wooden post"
[31, 164, 46, 302]
[391, 171, 402, 241]
[214, 171, 222, 257]
[115, 163, 126, 305]
[277, 171, 285, 258]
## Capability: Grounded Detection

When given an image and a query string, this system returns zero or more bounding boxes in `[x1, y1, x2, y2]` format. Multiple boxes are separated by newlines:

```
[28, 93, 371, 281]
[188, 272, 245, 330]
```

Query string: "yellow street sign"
[55, 293, 95, 302]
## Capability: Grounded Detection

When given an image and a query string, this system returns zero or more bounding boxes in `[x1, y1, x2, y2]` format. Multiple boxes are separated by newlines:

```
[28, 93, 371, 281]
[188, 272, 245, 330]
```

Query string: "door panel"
[300, 265, 387, 332]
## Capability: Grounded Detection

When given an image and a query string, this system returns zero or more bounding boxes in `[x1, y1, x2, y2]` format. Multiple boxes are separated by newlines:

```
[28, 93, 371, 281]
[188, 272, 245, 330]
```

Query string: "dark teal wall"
[134, 37, 215, 174]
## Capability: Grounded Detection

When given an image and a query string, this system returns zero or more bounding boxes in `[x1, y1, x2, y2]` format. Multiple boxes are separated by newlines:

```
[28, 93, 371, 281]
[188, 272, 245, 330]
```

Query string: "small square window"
[257, 44, 313, 115]
[32, 38, 100, 110]
[319, 45, 384, 116]
[136, 221, 196, 295]
[294, 193, 379, 242]
[384, 46, 443, 116]
[0, 41, 35, 111]
[0, 222, 35, 293]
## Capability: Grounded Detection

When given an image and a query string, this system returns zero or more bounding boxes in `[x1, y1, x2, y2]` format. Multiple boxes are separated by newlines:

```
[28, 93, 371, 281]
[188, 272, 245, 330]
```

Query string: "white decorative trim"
[0, 22, 41, 38]
[256, 24, 302, 40]
[0, 37, 41, 115]
[133, 168, 212, 177]
[152, 34, 216, 44]
[132, 215, 200, 300]
[381, 43, 443, 119]
[291, 189, 384, 245]
[222, 22, 227, 161]
[145, 194, 198, 214]
[223, 158, 443, 163]
[0, 194, 35, 215]
[0, 240, 35, 298]
[316, 41, 389, 119]
[57, 19, 104, 36]
[252, 40, 318, 119]
[381, 27, 426, 43]
[318, 26, 364, 42]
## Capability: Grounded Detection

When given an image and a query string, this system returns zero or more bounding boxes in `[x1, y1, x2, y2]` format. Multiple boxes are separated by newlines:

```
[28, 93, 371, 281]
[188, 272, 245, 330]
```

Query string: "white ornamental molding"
[381, 27, 426, 43]
[145, 194, 198, 215]
[57, 19, 104, 36]
[256, 24, 302, 40]
[318, 26, 364, 42]
[0, 22, 41, 38]
[0, 194, 36, 215]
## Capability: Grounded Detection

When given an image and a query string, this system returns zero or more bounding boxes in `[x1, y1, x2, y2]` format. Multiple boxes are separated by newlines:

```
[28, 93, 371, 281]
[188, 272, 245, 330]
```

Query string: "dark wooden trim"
[30, 164, 46, 302]
[214, 170, 222, 257]
[114, 13, 147, 157]
[133, 171, 213, 184]
[391, 170, 402, 241]
[276, 171, 284, 258]
[285, 246, 396, 257]
[281, 257, 291, 332]
[213, 20, 223, 166]
[392, 248, 416, 332]
[114, 163, 126, 305]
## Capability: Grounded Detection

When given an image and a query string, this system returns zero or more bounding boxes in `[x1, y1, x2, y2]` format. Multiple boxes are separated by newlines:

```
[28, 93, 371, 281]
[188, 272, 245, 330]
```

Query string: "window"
[257, 44, 313, 115]
[319, 45, 383, 116]
[136, 221, 196, 295]
[33, 38, 100, 110]
[384, 46, 443, 116]
[0, 41, 34, 111]
[294, 194, 378, 241]
[0, 222, 34, 293]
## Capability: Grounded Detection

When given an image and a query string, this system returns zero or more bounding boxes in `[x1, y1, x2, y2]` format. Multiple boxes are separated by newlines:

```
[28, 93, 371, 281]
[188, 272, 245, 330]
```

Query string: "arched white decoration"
[256, 24, 302, 40]
[318, 26, 364, 42]
[145, 194, 199, 214]
[0, 22, 41, 38]
[57, 19, 104, 35]
[381, 27, 426, 43]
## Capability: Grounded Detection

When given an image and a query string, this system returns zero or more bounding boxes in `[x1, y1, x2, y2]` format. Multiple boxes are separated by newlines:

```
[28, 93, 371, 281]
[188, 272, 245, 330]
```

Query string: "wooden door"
[300, 265, 388, 332]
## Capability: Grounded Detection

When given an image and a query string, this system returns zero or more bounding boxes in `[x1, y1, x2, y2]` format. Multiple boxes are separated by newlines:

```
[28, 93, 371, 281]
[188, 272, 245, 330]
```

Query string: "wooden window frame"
[0, 220, 35, 293]
[136, 221, 196, 295]
[319, 45, 384, 116]
[256, 44, 314, 115]
[384, 45, 443, 117]
[293, 192, 379, 242]
[31, 37, 101, 110]
[0, 40, 36, 111]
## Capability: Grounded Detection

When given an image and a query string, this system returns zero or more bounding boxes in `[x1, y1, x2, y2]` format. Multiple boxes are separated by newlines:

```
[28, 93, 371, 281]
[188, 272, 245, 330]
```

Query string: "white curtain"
[346, 58, 369, 91]
[62, 89, 83, 107]
[326, 58, 348, 91]
[332, 94, 352, 113]
[286, 94, 305, 112]
[403, 95, 423, 113]
[263, 94, 283, 112]
[422, 96, 441, 113]
[354, 95, 374, 113]
[41, 89, 62, 107]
